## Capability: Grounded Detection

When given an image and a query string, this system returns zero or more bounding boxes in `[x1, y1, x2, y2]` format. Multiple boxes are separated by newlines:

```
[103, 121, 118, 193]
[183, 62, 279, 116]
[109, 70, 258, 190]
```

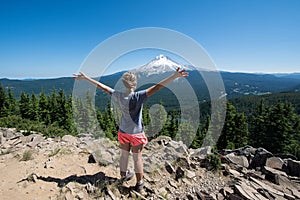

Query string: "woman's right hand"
[73, 72, 87, 80]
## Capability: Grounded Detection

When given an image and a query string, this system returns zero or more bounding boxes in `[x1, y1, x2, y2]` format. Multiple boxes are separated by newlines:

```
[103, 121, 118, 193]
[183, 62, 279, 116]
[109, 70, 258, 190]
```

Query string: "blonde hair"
[122, 72, 137, 89]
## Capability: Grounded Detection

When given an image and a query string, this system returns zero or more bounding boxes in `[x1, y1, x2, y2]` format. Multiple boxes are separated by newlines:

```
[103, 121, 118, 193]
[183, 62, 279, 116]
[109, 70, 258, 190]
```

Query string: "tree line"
[0, 85, 299, 159]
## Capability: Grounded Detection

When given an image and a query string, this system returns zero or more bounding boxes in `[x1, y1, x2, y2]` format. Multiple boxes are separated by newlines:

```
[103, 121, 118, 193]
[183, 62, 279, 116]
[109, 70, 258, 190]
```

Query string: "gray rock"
[77, 133, 94, 138]
[266, 157, 284, 170]
[185, 169, 196, 179]
[286, 159, 300, 177]
[225, 153, 249, 168]
[176, 166, 185, 180]
[88, 149, 114, 166]
[25, 134, 44, 147]
[62, 135, 78, 144]
[165, 161, 175, 174]
[249, 148, 273, 169]
[0, 131, 4, 145]
[2, 128, 17, 139]
[190, 146, 212, 159]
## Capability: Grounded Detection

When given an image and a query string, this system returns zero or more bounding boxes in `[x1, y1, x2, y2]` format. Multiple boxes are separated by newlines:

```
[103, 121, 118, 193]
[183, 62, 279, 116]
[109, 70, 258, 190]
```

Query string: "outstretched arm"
[73, 72, 112, 95]
[146, 67, 188, 97]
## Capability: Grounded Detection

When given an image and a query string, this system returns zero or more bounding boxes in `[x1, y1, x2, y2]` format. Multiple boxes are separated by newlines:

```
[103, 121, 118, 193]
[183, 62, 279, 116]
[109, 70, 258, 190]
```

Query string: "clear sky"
[1, 0, 300, 79]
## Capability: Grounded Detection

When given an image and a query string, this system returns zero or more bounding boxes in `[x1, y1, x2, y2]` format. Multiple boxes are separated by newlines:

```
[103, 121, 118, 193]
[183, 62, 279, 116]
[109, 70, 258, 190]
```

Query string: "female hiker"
[73, 67, 188, 191]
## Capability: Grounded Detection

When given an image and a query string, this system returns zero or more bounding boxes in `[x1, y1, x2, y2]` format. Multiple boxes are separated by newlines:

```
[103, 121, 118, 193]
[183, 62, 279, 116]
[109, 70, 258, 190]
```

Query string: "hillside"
[1, 56, 300, 108]
[1, 128, 300, 199]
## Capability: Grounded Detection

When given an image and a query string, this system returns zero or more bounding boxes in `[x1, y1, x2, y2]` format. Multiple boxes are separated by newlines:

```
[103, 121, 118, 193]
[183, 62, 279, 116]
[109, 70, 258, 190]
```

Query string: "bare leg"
[132, 144, 144, 183]
[120, 143, 131, 176]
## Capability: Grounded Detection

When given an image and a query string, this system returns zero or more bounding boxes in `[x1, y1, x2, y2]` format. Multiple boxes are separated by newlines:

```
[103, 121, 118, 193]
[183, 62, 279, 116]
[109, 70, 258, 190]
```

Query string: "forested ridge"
[0, 85, 299, 159]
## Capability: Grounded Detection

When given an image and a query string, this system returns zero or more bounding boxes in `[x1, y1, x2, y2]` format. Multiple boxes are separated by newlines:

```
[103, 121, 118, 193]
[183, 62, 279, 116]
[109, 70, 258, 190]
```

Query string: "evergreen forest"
[0, 85, 299, 159]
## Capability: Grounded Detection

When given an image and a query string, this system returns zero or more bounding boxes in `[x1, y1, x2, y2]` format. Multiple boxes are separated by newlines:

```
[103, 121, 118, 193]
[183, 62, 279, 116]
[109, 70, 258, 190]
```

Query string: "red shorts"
[118, 131, 148, 146]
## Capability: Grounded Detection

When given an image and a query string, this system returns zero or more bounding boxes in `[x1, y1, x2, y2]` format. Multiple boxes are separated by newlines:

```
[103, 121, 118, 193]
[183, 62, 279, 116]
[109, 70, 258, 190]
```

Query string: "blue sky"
[0, 0, 300, 78]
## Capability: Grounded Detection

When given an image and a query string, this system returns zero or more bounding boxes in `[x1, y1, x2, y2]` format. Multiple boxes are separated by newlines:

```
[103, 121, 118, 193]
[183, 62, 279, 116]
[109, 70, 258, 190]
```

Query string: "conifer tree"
[19, 92, 31, 119]
[217, 102, 249, 150]
[0, 85, 7, 117]
[249, 99, 267, 147]
[38, 90, 51, 124]
[7, 88, 17, 115]
[28, 93, 39, 121]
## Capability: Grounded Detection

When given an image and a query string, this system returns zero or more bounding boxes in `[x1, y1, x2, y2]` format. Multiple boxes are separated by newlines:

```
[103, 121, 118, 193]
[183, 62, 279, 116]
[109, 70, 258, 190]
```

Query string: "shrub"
[20, 150, 33, 161]
[205, 153, 222, 171]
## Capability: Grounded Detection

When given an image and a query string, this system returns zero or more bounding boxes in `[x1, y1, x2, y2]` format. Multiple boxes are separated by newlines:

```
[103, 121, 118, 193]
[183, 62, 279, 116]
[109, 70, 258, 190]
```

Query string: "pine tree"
[28, 93, 39, 121]
[38, 90, 51, 124]
[249, 99, 267, 147]
[6, 88, 17, 115]
[19, 92, 31, 119]
[217, 102, 249, 150]
[0, 85, 8, 117]
[264, 101, 299, 154]
[48, 90, 59, 124]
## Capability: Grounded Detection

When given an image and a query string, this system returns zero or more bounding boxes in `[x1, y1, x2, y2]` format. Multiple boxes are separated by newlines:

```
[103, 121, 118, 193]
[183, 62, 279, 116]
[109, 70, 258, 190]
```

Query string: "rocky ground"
[0, 127, 299, 200]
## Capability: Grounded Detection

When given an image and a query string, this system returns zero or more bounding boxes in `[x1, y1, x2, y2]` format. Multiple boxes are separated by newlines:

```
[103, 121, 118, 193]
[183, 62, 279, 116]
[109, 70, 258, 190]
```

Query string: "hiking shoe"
[121, 170, 134, 182]
[134, 180, 144, 192]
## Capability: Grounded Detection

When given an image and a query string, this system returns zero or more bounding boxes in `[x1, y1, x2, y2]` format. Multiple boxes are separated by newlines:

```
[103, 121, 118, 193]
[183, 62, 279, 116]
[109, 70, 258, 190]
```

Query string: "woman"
[73, 67, 188, 191]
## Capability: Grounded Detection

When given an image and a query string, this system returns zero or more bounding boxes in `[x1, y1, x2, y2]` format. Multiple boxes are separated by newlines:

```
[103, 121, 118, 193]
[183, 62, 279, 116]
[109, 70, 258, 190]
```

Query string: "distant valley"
[1, 55, 300, 109]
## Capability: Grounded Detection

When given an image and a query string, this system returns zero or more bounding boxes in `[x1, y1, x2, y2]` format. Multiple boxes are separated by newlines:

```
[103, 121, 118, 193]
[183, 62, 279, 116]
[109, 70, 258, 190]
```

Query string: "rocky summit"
[0, 128, 299, 200]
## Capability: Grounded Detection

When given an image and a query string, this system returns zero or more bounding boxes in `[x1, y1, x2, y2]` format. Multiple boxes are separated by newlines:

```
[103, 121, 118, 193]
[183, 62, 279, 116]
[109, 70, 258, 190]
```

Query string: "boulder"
[225, 153, 249, 168]
[175, 166, 185, 180]
[24, 134, 44, 147]
[266, 157, 284, 170]
[190, 146, 212, 159]
[0, 131, 4, 145]
[235, 146, 257, 157]
[2, 128, 17, 139]
[88, 149, 114, 166]
[286, 159, 300, 177]
[249, 148, 273, 169]
[62, 135, 78, 144]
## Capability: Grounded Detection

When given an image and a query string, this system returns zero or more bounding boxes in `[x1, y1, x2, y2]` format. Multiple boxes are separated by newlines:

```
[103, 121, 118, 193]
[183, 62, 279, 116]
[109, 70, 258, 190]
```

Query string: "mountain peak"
[132, 55, 190, 76]
[155, 54, 168, 60]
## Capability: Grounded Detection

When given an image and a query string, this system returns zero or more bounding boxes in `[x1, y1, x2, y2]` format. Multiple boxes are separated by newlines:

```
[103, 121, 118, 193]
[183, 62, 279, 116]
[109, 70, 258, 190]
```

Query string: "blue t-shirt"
[110, 89, 147, 134]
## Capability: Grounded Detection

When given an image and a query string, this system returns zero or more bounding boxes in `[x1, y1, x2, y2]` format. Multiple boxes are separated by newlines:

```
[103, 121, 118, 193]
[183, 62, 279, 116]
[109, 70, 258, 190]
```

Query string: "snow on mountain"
[132, 54, 193, 77]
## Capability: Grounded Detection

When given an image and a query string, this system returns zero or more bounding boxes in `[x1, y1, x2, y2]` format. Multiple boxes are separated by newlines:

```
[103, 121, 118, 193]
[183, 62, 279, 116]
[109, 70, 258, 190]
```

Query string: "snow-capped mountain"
[132, 54, 193, 77]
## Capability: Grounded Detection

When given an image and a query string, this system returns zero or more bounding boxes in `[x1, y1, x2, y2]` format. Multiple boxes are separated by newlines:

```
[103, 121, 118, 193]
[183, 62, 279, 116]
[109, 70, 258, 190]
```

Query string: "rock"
[249, 176, 285, 197]
[284, 193, 296, 200]
[150, 136, 172, 146]
[176, 166, 185, 180]
[168, 179, 178, 189]
[88, 150, 114, 166]
[266, 157, 284, 170]
[25, 134, 44, 147]
[220, 186, 234, 197]
[165, 161, 175, 174]
[74, 191, 86, 200]
[2, 128, 17, 139]
[185, 169, 196, 179]
[0, 131, 4, 145]
[249, 148, 273, 169]
[235, 146, 257, 156]
[190, 146, 212, 159]
[228, 193, 244, 200]
[62, 135, 78, 144]
[166, 140, 188, 155]
[286, 159, 300, 177]
[106, 187, 117, 200]
[275, 153, 298, 161]
[234, 181, 269, 200]
[263, 167, 280, 185]
[225, 153, 249, 168]
[289, 188, 300, 199]
[77, 133, 94, 138]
